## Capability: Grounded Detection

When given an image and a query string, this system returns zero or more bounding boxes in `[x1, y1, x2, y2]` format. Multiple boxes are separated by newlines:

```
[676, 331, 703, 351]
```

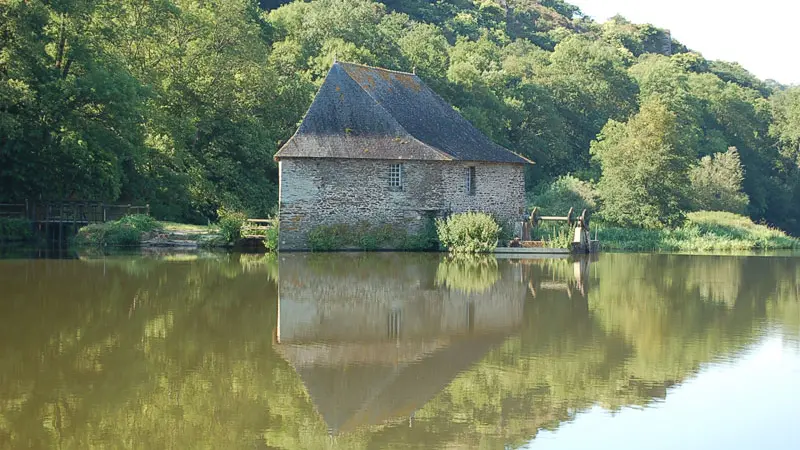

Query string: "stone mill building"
[274, 61, 531, 250]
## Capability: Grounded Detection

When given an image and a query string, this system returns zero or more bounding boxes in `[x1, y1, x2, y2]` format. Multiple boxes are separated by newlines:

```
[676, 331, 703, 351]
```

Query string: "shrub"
[118, 214, 160, 233]
[0, 218, 33, 242]
[401, 217, 439, 251]
[436, 212, 500, 253]
[307, 221, 439, 251]
[263, 221, 279, 252]
[217, 208, 247, 243]
[76, 223, 139, 247]
[308, 223, 354, 251]
[529, 175, 598, 215]
[75, 214, 162, 247]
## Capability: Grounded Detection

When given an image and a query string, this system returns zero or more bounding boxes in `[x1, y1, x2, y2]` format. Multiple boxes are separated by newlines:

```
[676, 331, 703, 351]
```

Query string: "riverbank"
[597, 211, 800, 252]
[73, 215, 227, 249]
[72, 215, 279, 250]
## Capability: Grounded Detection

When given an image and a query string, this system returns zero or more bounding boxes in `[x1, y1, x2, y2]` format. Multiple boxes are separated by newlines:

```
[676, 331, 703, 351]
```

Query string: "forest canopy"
[1, 0, 798, 233]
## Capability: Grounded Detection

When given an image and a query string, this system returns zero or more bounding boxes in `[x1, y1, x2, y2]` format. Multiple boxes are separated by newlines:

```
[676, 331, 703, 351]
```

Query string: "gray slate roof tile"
[275, 62, 532, 164]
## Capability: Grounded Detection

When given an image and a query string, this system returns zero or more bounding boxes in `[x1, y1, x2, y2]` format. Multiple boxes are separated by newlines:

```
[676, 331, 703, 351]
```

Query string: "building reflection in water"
[274, 253, 591, 434]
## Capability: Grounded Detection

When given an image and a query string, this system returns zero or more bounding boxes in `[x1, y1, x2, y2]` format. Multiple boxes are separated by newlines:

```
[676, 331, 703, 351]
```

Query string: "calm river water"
[0, 252, 799, 449]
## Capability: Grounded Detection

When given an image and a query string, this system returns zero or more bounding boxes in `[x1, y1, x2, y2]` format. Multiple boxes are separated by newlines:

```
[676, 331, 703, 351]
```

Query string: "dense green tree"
[1, 0, 799, 233]
[771, 87, 800, 165]
[591, 99, 693, 228]
[688, 147, 749, 213]
[768, 87, 800, 233]
[0, 0, 148, 202]
[601, 15, 674, 57]
[533, 35, 639, 175]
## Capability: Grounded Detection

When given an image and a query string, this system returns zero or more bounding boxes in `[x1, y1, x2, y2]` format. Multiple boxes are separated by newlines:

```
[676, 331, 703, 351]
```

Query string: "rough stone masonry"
[278, 158, 525, 250]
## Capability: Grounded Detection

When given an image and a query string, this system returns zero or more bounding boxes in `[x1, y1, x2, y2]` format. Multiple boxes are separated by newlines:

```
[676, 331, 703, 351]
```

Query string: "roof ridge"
[338, 62, 454, 162]
[334, 60, 417, 77]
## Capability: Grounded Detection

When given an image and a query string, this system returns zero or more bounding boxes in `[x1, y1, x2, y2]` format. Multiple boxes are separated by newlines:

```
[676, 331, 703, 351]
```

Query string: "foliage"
[118, 214, 161, 233]
[306, 221, 435, 251]
[528, 175, 598, 215]
[592, 99, 693, 228]
[770, 87, 800, 161]
[597, 211, 800, 251]
[436, 212, 500, 253]
[262, 221, 280, 253]
[75, 215, 161, 247]
[217, 209, 247, 244]
[0, 0, 282, 222]
[1, 0, 799, 237]
[0, 218, 33, 242]
[401, 217, 440, 251]
[539, 224, 574, 249]
[688, 147, 750, 213]
[601, 16, 675, 57]
[768, 87, 800, 234]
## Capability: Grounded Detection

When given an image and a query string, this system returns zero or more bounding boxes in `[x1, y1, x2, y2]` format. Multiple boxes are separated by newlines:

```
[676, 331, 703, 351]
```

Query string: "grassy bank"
[75, 215, 163, 247]
[74, 214, 274, 249]
[598, 211, 800, 251]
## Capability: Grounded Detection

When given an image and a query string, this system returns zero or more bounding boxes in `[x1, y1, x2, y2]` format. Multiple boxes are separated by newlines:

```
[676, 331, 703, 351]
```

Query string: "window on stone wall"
[465, 166, 476, 195]
[389, 163, 404, 190]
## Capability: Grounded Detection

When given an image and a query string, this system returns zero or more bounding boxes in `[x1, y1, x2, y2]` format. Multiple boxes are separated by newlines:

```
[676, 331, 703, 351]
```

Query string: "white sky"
[568, 0, 800, 85]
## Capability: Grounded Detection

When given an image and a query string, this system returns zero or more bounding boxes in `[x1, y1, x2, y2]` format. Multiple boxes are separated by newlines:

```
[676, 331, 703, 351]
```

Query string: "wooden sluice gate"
[499, 206, 600, 255]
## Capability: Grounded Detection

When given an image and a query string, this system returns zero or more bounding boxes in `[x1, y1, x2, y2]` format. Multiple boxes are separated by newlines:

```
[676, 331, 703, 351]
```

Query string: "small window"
[465, 166, 476, 195]
[389, 163, 404, 190]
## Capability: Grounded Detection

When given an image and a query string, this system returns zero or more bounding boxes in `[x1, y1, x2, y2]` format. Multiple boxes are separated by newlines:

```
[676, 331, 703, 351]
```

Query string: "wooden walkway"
[0, 201, 149, 225]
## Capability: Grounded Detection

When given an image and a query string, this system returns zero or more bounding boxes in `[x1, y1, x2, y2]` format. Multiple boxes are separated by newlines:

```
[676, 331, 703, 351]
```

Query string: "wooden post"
[59, 202, 63, 246]
[573, 225, 588, 253]
[103, 204, 107, 223]
[45, 203, 49, 242]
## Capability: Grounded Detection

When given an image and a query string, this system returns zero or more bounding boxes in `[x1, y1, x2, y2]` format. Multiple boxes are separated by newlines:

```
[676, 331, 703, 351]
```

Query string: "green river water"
[0, 251, 798, 449]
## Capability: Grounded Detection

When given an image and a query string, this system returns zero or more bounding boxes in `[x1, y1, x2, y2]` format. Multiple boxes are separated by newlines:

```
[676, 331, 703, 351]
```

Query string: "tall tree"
[591, 99, 693, 228]
[688, 147, 749, 214]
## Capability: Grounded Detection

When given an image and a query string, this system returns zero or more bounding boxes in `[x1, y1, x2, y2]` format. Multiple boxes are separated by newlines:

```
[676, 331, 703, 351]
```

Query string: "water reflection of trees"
[410, 254, 800, 448]
[0, 253, 797, 448]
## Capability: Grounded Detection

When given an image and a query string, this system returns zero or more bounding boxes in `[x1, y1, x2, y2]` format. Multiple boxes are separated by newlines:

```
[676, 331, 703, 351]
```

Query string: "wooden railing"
[0, 201, 150, 224]
[242, 219, 274, 239]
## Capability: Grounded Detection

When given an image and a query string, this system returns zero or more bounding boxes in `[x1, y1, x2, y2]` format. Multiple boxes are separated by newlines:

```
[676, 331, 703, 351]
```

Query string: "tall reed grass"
[597, 211, 800, 251]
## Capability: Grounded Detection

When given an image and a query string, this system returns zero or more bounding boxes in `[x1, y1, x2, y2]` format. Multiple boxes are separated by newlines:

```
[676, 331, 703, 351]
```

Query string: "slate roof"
[277, 333, 510, 433]
[275, 61, 532, 164]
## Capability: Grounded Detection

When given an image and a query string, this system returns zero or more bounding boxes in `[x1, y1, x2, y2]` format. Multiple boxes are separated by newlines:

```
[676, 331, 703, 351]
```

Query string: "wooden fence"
[0, 201, 150, 225]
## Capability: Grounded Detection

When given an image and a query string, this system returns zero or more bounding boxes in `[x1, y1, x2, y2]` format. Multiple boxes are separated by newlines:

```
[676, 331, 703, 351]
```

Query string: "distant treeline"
[2, 1, 799, 233]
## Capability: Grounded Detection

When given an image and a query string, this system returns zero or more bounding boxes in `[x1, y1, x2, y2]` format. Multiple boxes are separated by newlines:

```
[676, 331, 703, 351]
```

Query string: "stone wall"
[278, 158, 526, 250]
[277, 253, 526, 344]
